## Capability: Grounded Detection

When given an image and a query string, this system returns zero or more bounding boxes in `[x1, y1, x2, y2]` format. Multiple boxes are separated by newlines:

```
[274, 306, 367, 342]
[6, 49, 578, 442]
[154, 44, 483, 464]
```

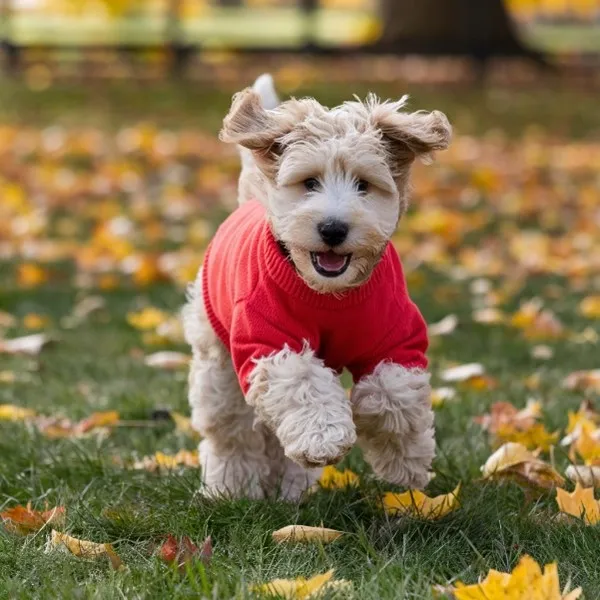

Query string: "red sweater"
[202, 200, 428, 394]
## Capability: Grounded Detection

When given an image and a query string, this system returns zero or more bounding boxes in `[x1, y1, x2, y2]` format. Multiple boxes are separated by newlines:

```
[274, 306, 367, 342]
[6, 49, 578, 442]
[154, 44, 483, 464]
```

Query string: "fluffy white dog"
[183, 74, 451, 501]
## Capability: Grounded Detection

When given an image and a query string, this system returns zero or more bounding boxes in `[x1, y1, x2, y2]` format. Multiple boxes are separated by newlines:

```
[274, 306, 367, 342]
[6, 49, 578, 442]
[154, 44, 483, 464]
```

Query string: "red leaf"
[158, 534, 212, 570]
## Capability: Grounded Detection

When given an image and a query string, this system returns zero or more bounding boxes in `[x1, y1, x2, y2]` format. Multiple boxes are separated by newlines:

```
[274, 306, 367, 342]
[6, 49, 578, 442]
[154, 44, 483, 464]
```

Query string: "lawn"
[0, 77, 599, 598]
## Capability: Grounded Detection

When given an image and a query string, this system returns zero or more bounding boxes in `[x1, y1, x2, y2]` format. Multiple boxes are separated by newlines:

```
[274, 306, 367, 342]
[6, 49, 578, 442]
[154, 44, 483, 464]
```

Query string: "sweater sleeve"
[230, 294, 318, 395]
[347, 299, 429, 383]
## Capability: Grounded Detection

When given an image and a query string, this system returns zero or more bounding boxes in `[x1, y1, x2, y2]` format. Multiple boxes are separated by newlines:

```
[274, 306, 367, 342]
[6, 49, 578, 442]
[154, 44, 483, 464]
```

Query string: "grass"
[0, 79, 599, 598]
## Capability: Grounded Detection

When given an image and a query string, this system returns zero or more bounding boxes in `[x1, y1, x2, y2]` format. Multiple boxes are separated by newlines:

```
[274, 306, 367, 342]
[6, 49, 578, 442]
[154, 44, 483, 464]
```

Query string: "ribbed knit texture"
[202, 200, 428, 394]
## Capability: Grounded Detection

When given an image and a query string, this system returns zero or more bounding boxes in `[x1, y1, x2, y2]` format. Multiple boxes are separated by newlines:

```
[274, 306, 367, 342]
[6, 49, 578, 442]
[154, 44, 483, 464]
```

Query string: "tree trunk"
[378, 0, 540, 60]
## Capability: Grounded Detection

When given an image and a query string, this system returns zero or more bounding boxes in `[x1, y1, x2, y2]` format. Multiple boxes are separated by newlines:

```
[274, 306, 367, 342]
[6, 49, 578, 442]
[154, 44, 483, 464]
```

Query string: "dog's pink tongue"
[317, 251, 346, 272]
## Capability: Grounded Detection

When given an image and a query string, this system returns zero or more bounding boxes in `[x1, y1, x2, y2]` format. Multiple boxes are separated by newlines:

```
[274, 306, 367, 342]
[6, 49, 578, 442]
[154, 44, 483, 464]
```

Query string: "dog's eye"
[303, 178, 320, 192]
[356, 179, 369, 193]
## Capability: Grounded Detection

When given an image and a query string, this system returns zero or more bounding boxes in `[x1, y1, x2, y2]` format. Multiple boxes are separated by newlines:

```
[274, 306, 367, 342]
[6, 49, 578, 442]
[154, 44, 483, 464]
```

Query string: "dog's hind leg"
[264, 431, 322, 502]
[183, 273, 270, 499]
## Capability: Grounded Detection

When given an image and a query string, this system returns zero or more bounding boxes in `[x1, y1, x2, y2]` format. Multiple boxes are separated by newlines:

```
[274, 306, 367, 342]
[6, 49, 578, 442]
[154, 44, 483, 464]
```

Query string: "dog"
[183, 74, 451, 501]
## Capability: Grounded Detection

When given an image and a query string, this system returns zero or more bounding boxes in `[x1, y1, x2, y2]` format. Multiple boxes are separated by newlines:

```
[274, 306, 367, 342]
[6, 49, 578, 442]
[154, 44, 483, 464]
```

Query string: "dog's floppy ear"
[220, 88, 304, 175]
[370, 96, 452, 169]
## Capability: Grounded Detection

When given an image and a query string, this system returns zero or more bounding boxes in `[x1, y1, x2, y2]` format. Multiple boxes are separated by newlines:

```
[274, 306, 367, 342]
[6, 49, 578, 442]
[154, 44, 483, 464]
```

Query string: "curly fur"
[351, 363, 435, 488]
[183, 74, 448, 499]
[247, 344, 356, 468]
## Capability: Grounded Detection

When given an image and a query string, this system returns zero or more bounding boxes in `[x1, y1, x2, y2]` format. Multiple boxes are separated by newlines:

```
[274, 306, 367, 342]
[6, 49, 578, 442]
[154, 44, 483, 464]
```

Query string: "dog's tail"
[253, 73, 280, 110]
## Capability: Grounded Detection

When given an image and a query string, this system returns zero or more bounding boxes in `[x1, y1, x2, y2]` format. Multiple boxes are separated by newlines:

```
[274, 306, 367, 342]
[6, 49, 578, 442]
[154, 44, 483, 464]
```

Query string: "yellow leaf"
[382, 484, 461, 520]
[556, 483, 600, 525]
[22, 313, 51, 330]
[251, 569, 351, 599]
[272, 525, 344, 544]
[0, 404, 36, 421]
[440, 363, 485, 383]
[134, 450, 199, 472]
[495, 423, 559, 452]
[573, 429, 600, 465]
[481, 443, 564, 490]
[580, 295, 600, 319]
[17, 263, 49, 288]
[126, 307, 169, 331]
[318, 466, 359, 489]
[170, 411, 200, 439]
[452, 554, 581, 599]
[431, 387, 457, 408]
[49, 530, 123, 570]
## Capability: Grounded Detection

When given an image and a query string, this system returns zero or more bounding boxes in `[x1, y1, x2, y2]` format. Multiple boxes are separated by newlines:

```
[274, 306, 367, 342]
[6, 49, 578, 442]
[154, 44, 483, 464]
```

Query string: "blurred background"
[0, 1, 598, 390]
[0, 6, 599, 595]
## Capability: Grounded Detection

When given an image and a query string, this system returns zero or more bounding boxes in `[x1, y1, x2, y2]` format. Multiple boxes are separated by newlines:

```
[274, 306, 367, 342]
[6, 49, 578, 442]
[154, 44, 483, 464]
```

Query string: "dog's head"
[220, 88, 451, 294]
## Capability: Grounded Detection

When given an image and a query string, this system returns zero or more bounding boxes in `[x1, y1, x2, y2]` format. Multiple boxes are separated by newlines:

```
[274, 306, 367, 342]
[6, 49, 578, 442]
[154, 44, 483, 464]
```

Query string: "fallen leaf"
[0, 334, 51, 355]
[48, 530, 123, 570]
[531, 345, 554, 360]
[318, 466, 359, 489]
[475, 400, 542, 435]
[556, 483, 600, 525]
[78, 410, 120, 433]
[22, 313, 51, 330]
[133, 450, 199, 472]
[144, 351, 190, 370]
[170, 411, 199, 438]
[565, 465, 600, 488]
[272, 525, 344, 544]
[472, 307, 506, 324]
[63, 295, 106, 327]
[563, 370, 600, 394]
[0, 371, 16, 384]
[495, 423, 559, 452]
[37, 411, 120, 439]
[382, 484, 461, 520]
[1, 504, 65, 535]
[17, 263, 49, 288]
[159, 534, 212, 570]
[440, 363, 485, 383]
[0, 311, 17, 329]
[127, 307, 169, 330]
[580, 295, 600, 319]
[0, 404, 36, 421]
[572, 428, 600, 465]
[428, 314, 458, 336]
[431, 387, 457, 408]
[450, 554, 581, 599]
[481, 442, 564, 490]
[251, 569, 351, 599]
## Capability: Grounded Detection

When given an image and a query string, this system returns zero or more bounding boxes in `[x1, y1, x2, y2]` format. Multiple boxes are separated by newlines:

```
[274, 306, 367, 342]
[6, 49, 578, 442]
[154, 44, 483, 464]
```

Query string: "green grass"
[1, 80, 599, 598]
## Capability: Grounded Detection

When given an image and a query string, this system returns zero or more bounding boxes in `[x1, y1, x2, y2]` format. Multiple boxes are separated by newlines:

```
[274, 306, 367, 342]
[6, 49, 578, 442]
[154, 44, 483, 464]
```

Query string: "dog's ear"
[370, 97, 452, 169]
[220, 88, 304, 175]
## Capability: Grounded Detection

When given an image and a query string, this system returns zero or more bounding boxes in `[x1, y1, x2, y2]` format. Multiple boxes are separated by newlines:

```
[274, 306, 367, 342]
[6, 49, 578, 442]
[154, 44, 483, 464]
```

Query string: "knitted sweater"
[202, 200, 428, 394]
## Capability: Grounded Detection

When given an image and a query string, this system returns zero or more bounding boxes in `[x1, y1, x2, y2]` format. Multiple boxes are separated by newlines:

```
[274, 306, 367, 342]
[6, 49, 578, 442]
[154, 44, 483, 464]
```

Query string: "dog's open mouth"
[310, 251, 352, 277]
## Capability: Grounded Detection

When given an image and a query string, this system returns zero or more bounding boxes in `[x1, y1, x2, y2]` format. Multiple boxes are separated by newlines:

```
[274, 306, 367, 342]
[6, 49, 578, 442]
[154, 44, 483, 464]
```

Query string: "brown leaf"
[1, 504, 65, 535]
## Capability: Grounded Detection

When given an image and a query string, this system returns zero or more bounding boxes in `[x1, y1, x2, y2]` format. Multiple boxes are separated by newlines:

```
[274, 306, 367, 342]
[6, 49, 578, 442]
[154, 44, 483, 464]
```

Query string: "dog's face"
[221, 90, 451, 293]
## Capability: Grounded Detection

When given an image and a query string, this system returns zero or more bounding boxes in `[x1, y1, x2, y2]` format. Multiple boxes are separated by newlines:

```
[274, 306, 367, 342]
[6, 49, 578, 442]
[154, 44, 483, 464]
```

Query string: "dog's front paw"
[362, 426, 435, 489]
[282, 424, 356, 468]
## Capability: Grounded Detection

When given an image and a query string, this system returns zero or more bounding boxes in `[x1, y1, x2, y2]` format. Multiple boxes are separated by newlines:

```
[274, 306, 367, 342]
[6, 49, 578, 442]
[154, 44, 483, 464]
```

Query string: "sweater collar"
[261, 219, 388, 309]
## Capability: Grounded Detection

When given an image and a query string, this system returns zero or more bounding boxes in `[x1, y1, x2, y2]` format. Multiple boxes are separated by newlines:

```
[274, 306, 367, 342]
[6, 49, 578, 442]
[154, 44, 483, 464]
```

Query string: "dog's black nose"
[317, 219, 349, 247]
